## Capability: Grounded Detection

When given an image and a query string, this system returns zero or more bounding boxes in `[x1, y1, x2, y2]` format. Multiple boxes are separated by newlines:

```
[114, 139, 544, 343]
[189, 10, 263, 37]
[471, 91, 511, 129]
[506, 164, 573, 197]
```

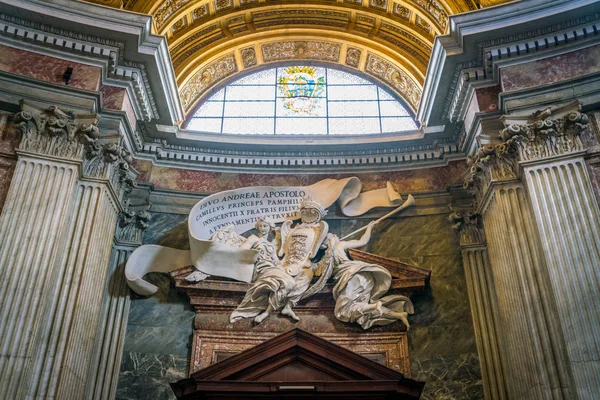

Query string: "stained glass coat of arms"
[188, 66, 418, 135]
[278, 66, 325, 116]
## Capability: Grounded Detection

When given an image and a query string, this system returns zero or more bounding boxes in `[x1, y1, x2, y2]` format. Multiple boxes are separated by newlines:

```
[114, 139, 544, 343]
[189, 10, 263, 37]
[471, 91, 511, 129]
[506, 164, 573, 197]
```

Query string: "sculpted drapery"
[124, 177, 415, 329]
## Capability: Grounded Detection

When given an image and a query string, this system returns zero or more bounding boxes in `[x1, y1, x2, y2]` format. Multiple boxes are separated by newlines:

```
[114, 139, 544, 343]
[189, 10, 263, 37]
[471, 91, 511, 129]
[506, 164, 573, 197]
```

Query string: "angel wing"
[210, 224, 245, 247]
[278, 220, 293, 257]
[300, 234, 336, 300]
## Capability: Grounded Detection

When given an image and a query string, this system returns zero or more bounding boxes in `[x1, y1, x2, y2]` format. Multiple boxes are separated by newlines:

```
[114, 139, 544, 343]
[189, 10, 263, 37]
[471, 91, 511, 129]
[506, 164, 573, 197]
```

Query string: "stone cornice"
[0, 0, 183, 124]
[419, 0, 600, 126]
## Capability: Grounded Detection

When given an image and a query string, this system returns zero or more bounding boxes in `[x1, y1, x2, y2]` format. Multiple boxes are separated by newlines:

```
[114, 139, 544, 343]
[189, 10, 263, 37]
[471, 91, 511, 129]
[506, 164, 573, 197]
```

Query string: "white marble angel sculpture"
[230, 198, 330, 323]
[330, 221, 414, 330]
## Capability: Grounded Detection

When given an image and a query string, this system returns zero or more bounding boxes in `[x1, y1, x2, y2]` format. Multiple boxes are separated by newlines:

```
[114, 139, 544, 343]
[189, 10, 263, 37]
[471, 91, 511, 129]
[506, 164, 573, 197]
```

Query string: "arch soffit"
[179, 37, 424, 124]
[122, 0, 478, 120]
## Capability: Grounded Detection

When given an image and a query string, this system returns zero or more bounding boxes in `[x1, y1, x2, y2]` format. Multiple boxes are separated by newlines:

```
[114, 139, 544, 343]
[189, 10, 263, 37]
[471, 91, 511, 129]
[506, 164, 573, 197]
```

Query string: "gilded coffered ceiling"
[118, 0, 478, 122]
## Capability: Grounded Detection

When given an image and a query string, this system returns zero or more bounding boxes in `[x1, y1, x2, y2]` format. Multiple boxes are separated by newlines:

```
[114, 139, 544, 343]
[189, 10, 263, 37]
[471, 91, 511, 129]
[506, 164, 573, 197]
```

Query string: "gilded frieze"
[345, 47, 362, 68]
[412, 0, 449, 31]
[154, 0, 191, 29]
[179, 54, 237, 111]
[192, 5, 209, 20]
[393, 4, 411, 19]
[369, 0, 388, 11]
[365, 54, 421, 111]
[261, 41, 341, 63]
[240, 47, 257, 68]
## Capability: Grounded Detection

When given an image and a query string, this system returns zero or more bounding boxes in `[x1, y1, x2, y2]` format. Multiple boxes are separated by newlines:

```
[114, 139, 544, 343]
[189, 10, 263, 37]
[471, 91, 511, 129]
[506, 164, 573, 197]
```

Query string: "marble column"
[87, 209, 151, 400]
[450, 211, 507, 400]
[464, 143, 574, 400]
[500, 102, 600, 400]
[0, 102, 135, 399]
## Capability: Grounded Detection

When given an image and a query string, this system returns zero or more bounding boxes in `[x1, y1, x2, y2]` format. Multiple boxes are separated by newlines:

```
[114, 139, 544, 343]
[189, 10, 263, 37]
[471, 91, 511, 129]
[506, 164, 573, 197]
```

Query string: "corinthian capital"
[463, 141, 519, 209]
[13, 102, 99, 160]
[116, 207, 152, 245]
[500, 101, 589, 162]
[449, 209, 485, 247]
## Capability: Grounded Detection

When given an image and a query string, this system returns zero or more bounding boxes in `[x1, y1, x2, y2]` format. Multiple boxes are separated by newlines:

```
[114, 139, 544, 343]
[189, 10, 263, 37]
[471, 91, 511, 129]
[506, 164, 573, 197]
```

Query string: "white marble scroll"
[125, 177, 404, 295]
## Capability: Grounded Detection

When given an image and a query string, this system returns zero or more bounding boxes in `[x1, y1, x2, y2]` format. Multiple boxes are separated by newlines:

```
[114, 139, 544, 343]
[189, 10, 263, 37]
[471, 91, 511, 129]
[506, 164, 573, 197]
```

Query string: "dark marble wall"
[117, 210, 482, 399]
[116, 213, 194, 400]
[342, 214, 482, 399]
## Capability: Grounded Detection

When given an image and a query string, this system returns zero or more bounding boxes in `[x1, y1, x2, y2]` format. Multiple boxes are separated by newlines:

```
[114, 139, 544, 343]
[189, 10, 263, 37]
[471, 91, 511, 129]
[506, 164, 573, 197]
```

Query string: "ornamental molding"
[115, 206, 151, 245]
[463, 141, 520, 210]
[0, 12, 160, 121]
[499, 101, 590, 163]
[261, 41, 341, 64]
[365, 53, 422, 112]
[179, 54, 237, 111]
[130, 121, 461, 173]
[448, 209, 485, 247]
[179, 41, 423, 117]
[13, 103, 99, 161]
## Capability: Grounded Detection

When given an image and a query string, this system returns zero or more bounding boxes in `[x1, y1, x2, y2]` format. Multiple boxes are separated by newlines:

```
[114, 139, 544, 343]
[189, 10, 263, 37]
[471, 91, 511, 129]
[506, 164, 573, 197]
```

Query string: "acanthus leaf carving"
[116, 206, 152, 244]
[448, 209, 485, 246]
[463, 141, 519, 209]
[500, 106, 589, 162]
[13, 105, 99, 160]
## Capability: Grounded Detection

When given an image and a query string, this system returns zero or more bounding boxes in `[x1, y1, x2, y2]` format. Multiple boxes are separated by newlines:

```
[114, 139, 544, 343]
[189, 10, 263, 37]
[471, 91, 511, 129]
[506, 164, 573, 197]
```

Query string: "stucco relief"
[365, 54, 422, 111]
[179, 54, 237, 111]
[261, 41, 341, 63]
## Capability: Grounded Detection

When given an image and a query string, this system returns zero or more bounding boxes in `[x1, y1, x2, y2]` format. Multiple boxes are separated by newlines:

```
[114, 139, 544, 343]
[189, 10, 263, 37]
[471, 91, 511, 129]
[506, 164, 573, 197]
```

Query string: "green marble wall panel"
[339, 214, 482, 399]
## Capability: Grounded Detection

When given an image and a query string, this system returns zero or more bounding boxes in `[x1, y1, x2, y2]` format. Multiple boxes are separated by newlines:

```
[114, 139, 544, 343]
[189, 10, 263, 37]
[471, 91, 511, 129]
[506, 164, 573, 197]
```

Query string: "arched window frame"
[186, 65, 419, 136]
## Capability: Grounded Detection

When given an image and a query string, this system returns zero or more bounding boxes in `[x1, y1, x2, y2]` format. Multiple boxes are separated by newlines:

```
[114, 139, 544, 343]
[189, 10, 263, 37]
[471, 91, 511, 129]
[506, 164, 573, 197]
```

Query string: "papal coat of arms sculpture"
[125, 177, 429, 374]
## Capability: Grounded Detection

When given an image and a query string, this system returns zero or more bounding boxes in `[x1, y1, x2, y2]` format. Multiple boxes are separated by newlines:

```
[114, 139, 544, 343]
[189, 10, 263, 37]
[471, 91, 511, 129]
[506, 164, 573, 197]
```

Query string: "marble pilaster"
[87, 209, 150, 400]
[464, 144, 574, 400]
[501, 102, 600, 400]
[449, 210, 507, 400]
[0, 102, 134, 399]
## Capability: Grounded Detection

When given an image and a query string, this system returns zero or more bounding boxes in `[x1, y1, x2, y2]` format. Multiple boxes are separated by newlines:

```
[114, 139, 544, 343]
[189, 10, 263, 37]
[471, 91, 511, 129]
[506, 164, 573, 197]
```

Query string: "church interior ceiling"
[118, 0, 479, 122]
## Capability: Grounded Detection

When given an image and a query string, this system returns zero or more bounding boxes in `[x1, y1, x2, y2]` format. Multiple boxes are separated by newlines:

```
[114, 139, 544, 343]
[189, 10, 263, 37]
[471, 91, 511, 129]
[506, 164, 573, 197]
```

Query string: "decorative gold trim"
[116, 0, 476, 121]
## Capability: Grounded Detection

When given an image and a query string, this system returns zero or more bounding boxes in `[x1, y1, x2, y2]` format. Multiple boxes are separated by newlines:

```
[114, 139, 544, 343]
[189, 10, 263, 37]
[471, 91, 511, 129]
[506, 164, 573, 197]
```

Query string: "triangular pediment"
[171, 329, 424, 399]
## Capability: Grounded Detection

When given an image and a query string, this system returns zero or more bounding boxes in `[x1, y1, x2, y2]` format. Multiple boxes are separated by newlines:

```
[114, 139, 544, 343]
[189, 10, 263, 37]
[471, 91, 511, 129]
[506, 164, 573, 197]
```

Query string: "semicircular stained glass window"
[187, 66, 418, 135]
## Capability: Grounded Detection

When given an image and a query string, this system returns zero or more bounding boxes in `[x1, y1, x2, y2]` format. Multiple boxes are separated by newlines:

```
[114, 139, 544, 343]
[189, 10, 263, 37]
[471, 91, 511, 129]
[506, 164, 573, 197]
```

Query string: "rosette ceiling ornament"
[121, 0, 478, 124]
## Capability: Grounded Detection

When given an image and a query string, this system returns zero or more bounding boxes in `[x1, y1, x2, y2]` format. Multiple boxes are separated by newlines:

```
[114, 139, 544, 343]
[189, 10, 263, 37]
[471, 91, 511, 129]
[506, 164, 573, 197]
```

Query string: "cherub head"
[299, 197, 327, 224]
[255, 217, 275, 236]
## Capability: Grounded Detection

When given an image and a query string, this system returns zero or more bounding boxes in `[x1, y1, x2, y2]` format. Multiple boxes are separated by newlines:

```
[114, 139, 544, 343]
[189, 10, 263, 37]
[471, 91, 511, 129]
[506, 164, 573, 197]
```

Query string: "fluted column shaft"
[85, 207, 150, 400]
[494, 102, 600, 399]
[461, 244, 507, 400]
[482, 182, 572, 400]
[29, 182, 120, 400]
[521, 154, 600, 400]
[87, 246, 134, 400]
[0, 153, 79, 397]
[0, 103, 135, 399]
